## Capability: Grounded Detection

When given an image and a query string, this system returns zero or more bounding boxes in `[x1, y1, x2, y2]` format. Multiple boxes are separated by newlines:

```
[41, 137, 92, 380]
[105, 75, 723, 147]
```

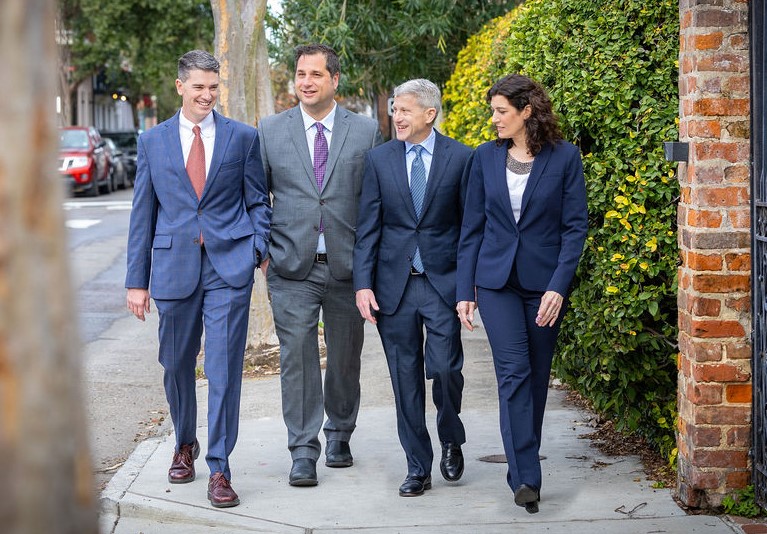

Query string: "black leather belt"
[410, 266, 424, 276]
[315, 253, 328, 264]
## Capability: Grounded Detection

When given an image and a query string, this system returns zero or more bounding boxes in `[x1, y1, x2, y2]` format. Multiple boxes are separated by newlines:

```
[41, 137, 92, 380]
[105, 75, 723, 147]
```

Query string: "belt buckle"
[410, 266, 423, 276]
[315, 253, 328, 264]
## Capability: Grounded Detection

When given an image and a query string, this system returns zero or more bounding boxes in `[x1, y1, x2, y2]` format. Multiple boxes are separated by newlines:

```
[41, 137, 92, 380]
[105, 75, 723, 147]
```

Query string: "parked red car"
[58, 126, 111, 196]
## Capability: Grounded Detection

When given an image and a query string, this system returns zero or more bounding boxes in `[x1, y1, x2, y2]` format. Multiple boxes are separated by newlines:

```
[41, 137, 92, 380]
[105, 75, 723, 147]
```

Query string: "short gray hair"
[178, 50, 220, 81]
[393, 79, 441, 117]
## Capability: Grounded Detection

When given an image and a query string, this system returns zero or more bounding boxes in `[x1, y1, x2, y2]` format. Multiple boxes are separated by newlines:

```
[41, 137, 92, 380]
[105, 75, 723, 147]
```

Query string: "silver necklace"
[506, 151, 534, 174]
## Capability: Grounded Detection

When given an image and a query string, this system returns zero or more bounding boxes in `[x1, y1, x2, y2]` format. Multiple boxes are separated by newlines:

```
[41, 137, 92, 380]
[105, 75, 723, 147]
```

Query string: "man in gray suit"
[258, 43, 382, 486]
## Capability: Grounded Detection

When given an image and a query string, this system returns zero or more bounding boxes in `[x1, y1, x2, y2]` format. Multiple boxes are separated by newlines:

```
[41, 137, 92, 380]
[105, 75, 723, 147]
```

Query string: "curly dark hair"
[486, 74, 562, 156]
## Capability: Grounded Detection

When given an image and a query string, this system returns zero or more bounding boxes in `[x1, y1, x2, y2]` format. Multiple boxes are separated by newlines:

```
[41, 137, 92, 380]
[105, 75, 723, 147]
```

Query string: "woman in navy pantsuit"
[456, 74, 588, 514]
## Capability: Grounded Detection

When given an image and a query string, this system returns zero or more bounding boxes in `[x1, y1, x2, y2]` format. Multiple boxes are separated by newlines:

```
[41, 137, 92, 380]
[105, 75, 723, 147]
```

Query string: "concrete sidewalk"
[100, 319, 738, 534]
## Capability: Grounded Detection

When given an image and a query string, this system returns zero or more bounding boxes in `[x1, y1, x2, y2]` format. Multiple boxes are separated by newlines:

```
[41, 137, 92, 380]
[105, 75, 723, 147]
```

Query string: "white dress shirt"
[299, 103, 337, 254]
[404, 128, 436, 187]
[300, 102, 336, 174]
[179, 110, 215, 178]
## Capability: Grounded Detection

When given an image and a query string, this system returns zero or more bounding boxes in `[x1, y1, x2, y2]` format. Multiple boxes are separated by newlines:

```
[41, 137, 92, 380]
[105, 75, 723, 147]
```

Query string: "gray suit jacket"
[259, 105, 382, 281]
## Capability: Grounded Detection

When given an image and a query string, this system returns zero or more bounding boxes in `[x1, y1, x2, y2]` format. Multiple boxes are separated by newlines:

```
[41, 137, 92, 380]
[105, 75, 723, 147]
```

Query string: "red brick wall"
[676, 0, 751, 508]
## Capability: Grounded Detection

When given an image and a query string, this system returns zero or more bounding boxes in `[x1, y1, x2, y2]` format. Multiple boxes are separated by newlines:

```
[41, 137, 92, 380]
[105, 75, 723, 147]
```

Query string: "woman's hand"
[456, 300, 477, 331]
[536, 290, 564, 327]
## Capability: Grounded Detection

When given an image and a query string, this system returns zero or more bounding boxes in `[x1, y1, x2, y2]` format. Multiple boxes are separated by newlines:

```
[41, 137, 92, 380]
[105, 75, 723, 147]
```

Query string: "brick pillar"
[676, 0, 751, 508]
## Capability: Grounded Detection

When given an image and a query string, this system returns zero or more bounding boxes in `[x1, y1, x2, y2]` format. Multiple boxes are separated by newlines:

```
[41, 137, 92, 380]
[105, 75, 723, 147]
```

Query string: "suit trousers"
[377, 275, 466, 477]
[267, 261, 364, 460]
[477, 269, 561, 493]
[154, 248, 252, 480]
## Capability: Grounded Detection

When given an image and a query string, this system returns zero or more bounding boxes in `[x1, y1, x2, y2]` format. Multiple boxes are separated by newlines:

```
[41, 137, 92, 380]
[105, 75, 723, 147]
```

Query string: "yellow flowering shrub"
[443, 0, 680, 461]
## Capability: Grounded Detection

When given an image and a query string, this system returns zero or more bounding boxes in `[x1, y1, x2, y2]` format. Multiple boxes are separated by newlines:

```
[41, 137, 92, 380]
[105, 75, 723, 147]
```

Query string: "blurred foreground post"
[0, 1, 98, 532]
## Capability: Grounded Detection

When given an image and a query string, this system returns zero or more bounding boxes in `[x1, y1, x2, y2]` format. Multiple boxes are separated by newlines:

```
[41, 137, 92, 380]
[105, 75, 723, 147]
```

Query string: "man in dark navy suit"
[126, 50, 271, 508]
[354, 78, 472, 497]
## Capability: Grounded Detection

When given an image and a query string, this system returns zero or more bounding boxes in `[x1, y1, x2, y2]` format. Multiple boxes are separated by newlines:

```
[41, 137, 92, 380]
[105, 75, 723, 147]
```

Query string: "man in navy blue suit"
[354, 79, 472, 497]
[125, 50, 271, 508]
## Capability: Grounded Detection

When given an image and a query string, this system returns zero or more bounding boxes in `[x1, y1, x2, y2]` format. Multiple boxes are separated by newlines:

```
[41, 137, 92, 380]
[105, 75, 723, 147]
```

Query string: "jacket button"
[197, 209, 202, 216]
[193, 237, 199, 244]
[320, 200, 325, 205]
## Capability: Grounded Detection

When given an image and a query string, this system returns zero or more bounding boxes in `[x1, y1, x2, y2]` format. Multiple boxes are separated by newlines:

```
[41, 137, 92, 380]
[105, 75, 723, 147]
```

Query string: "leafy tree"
[443, 0, 680, 460]
[59, 0, 214, 123]
[272, 0, 520, 98]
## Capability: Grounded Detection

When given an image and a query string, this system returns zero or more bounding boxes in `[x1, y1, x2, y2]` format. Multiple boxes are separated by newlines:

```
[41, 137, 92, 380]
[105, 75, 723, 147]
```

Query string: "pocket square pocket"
[152, 235, 172, 249]
[229, 223, 255, 240]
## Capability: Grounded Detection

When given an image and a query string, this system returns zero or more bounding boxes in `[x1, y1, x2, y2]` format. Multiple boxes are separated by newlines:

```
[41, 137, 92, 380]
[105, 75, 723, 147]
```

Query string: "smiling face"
[294, 53, 339, 120]
[490, 94, 531, 141]
[176, 69, 219, 124]
[392, 93, 436, 144]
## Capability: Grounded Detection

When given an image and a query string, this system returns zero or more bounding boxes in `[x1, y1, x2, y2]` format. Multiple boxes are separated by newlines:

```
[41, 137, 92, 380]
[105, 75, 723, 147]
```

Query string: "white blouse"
[506, 168, 530, 223]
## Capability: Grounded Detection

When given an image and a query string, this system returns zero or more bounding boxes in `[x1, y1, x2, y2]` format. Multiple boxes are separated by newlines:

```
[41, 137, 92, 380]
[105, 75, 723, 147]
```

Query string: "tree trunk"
[211, 0, 274, 125]
[0, 1, 98, 533]
[210, 0, 277, 350]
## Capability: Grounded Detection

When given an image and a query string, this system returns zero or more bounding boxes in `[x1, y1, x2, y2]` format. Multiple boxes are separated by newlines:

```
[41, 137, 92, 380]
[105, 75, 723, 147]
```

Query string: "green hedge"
[444, 0, 680, 460]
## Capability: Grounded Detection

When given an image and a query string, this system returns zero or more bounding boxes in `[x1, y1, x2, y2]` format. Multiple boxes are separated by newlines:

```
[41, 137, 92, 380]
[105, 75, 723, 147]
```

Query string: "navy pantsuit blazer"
[456, 139, 588, 301]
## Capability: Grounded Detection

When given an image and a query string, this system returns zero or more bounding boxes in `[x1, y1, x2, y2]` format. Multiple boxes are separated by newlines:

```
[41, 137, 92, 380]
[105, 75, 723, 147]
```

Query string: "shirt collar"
[405, 128, 436, 155]
[300, 102, 337, 133]
[179, 109, 215, 137]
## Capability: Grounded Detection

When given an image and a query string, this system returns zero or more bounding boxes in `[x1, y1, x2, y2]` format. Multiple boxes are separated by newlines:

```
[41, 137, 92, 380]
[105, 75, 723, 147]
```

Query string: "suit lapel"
[203, 110, 232, 198]
[420, 131, 453, 217]
[286, 108, 316, 191]
[389, 141, 417, 220]
[161, 112, 198, 201]
[493, 141, 516, 226]
[519, 143, 553, 220]
[323, 106, 349, 190]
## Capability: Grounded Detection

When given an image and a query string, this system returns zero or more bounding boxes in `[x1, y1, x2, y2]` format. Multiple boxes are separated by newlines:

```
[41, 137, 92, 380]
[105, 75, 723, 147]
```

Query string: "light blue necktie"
[410, 145, 426, 273]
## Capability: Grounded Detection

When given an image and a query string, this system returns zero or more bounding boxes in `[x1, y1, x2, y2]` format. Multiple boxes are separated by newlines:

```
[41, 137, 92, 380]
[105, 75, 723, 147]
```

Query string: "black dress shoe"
[398, 474, 432, 497]
[514, 483, 540, 514]
[325, 440, 353, 467]
[440, 443, 464, 481]
[289, 458, 318, 487]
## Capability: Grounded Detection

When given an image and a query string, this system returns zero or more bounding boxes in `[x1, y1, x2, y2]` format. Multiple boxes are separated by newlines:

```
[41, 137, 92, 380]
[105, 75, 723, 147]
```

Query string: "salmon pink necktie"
[187, 125, 205, 199]
[187, 125, 205, 244]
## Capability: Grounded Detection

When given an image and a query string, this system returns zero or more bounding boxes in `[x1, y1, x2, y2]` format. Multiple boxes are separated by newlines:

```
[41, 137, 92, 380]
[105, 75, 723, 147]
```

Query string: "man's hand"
[127, 288, 151, 321]
[456, 300, 476, 331]
[536, 290, 564, 327]
[356, 289, 379, 325]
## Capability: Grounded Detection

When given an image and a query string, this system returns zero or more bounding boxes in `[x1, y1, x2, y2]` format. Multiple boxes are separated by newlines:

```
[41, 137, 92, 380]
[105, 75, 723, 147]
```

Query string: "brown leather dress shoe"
[168, 440, 200, 484]
[208, 472, 240, 508]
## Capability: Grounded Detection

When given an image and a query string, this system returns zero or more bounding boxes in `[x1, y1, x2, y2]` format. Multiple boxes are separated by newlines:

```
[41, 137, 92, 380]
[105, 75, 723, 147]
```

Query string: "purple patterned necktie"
[314, 122, 328, 190]
[314, 122, 328, 232]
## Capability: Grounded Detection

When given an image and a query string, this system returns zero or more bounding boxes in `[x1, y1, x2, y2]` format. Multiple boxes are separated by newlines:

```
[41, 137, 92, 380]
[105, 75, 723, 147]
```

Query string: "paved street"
[64, 189, 169, 491]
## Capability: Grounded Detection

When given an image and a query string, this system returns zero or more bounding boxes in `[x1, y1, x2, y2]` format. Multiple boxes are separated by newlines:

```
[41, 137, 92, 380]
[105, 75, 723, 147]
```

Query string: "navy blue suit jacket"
[354, 131, 473, 314]
[456, 139, 588, 302]
[126, 110, 271, 300]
